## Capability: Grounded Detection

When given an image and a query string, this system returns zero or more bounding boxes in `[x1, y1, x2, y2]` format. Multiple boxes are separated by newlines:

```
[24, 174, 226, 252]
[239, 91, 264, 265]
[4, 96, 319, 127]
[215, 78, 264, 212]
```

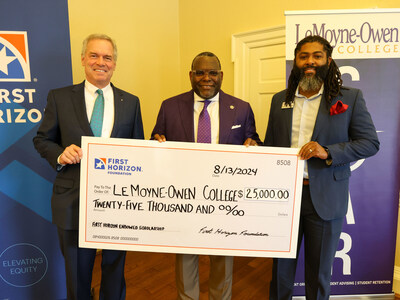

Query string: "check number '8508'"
[276, 159, 291, 166]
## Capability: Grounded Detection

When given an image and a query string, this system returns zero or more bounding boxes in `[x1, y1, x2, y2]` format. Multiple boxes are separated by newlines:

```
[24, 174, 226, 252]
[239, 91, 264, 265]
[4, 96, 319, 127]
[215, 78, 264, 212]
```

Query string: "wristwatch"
[323, 146, 332, 166]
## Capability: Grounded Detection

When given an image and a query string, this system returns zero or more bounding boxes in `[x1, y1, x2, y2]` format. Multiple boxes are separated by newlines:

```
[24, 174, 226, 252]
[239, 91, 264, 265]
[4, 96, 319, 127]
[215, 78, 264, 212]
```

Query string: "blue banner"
[0, 0, 72, 299]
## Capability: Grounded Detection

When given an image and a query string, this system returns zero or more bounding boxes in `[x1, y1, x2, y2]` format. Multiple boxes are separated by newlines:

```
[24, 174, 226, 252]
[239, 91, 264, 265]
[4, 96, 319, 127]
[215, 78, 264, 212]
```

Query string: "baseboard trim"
[293, 293, 394, 300]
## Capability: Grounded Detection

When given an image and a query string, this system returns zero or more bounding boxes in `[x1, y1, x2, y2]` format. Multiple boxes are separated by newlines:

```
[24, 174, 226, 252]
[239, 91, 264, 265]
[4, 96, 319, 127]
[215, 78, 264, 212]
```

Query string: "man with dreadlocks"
[265, 35, 379, 299]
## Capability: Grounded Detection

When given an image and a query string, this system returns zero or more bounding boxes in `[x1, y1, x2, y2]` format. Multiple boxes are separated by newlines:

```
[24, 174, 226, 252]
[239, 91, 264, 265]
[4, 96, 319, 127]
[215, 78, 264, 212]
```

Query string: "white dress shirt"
[57, 81, 115, 166]
[291, 85, 324, 178]
[193, 92, 220, 144]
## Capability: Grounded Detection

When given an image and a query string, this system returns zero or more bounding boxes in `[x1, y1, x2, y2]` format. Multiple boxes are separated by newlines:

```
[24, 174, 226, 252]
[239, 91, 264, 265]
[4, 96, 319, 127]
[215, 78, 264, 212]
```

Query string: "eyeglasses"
[191, 70, 221, 77]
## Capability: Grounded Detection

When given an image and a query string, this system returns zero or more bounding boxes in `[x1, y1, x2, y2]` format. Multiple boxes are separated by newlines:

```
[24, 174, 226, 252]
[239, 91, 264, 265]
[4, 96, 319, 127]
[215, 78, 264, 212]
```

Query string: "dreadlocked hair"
[285, 35, 343, 105]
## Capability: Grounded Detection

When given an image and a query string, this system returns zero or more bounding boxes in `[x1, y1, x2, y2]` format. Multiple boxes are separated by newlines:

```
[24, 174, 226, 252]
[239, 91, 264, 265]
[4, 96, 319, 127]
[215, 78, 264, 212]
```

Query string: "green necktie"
[90, 89, 104, 137]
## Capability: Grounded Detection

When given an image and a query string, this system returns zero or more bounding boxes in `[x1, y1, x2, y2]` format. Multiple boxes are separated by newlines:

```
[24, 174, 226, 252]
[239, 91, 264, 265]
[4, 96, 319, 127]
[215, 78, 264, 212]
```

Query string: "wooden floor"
[92, 253, 399, 300]
[92, 251, 272, 299]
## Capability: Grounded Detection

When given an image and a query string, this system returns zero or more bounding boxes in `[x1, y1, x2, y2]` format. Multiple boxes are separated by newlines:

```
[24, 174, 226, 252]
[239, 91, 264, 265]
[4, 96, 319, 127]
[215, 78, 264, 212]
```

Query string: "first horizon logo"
[94, 158, 106, 170]
[0, 31, 42, 124]
[94, 157, 142, 175]
[0, 31, 31, 82]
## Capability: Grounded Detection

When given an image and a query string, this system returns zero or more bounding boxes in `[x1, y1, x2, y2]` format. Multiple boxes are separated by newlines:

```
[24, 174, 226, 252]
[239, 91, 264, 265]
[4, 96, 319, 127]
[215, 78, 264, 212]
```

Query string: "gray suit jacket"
[33, 81, 144, 229]
[264, 87, 379, 220]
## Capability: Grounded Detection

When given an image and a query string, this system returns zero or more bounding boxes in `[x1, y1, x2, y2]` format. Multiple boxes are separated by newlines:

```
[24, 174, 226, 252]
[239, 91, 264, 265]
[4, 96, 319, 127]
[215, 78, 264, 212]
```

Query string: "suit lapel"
[218, 91, 235, 144]
[282, 101, 293, 146]
[71, 81, 93, 136]
[110, 84, 123, 137]
[179, 91, 195, 142]
[311, 94, 330, 141]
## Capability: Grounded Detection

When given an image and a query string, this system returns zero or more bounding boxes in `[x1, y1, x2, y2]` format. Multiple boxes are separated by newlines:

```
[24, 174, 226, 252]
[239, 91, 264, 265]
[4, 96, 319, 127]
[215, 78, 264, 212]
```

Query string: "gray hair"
[81, 34, 118, 61]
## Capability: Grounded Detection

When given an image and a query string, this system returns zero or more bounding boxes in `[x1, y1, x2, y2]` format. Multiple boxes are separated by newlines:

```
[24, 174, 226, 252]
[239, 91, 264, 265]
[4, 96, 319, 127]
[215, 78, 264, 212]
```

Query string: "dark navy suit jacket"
[151, 90, 261, 145]
[34, 81, 144, 230]
[264, 87, 379, 220]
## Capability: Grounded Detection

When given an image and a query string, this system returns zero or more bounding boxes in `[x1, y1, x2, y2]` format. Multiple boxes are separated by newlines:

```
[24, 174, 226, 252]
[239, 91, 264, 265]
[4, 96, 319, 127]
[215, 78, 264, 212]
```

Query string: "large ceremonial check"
[79, 137, 304, 258]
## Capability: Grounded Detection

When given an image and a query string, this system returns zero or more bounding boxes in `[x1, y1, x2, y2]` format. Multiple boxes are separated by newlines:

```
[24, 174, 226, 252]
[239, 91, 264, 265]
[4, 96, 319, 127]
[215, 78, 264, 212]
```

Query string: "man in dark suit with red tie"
[33, 34, 144, 300]
[151, 52, 261, 300]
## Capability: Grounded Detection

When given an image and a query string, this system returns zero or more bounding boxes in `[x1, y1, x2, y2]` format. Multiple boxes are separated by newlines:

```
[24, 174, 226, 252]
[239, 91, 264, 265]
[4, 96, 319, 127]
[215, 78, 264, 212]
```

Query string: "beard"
[293, 63, 329, 92]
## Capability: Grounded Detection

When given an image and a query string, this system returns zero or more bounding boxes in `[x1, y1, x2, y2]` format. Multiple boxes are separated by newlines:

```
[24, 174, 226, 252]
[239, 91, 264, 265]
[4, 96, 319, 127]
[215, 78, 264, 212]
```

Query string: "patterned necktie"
[90, 89, 104, 137]
[197, 100, 211, 143]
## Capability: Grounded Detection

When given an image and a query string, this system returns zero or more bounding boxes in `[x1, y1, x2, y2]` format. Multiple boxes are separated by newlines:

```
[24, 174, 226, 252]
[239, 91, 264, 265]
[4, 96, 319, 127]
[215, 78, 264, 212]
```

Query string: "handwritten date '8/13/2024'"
[213, 159, 291, 177]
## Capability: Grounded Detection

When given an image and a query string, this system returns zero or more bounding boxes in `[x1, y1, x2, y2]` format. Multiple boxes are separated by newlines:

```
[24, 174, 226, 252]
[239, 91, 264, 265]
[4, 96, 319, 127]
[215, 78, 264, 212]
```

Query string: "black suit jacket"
[34, 81, 144, 229]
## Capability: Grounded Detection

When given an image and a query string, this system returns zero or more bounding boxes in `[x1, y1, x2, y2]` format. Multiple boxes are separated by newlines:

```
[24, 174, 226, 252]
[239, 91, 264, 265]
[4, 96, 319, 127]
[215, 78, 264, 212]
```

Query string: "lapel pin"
[230, 105, 234, 110]
[281, 102, 294, 109]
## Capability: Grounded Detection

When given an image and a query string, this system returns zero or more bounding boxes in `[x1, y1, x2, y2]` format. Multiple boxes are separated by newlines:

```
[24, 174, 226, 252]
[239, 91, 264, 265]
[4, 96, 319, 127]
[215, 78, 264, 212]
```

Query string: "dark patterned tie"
[197, 100, 211, 143]
[90, 89, 104, 137]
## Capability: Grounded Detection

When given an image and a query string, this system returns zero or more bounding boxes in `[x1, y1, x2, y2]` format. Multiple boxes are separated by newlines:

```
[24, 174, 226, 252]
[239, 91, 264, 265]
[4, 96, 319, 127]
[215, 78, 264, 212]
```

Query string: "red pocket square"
[330, 100, 348, 115]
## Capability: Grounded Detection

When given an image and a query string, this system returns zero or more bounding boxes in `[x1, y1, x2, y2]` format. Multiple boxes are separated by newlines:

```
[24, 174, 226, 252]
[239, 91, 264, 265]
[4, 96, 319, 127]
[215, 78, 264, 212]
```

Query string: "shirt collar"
[194, 91, 220, 103]
[295, 84, 324, 101]
[85, 80, 112, 96]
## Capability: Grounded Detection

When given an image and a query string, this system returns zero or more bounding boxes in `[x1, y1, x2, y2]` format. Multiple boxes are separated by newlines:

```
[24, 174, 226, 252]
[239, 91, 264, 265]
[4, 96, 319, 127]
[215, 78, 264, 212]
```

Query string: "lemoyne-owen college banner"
[286, 8, 400, 298]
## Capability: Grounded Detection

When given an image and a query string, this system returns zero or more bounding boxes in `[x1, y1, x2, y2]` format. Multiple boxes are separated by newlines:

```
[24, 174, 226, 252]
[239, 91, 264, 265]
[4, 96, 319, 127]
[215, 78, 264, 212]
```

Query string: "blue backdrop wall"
[0, 0, 72, 299]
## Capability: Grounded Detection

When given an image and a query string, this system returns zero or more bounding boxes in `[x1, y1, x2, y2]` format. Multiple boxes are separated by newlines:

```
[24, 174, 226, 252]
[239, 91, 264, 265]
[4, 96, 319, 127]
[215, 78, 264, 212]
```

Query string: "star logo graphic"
[0, 45, 17, 75]
[94, 158, 106, 170]
[0, 31, 31, 82]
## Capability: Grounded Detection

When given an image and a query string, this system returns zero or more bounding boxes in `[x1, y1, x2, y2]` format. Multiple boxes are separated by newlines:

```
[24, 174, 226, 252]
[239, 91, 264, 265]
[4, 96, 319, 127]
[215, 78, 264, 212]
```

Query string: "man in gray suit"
[265, 35, 379, 300]
[152, 52, 261, 299]
[34, 34, 144, 300]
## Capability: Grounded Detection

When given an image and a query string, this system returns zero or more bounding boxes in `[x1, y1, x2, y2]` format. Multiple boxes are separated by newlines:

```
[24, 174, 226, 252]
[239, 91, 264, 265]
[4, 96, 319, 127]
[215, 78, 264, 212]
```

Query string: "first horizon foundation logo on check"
[94, 157, 142, 175]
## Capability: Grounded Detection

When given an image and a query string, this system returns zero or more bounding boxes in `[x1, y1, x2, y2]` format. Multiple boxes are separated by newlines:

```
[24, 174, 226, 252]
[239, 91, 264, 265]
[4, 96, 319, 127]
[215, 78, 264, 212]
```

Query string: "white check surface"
[79, 137, 304, 258]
